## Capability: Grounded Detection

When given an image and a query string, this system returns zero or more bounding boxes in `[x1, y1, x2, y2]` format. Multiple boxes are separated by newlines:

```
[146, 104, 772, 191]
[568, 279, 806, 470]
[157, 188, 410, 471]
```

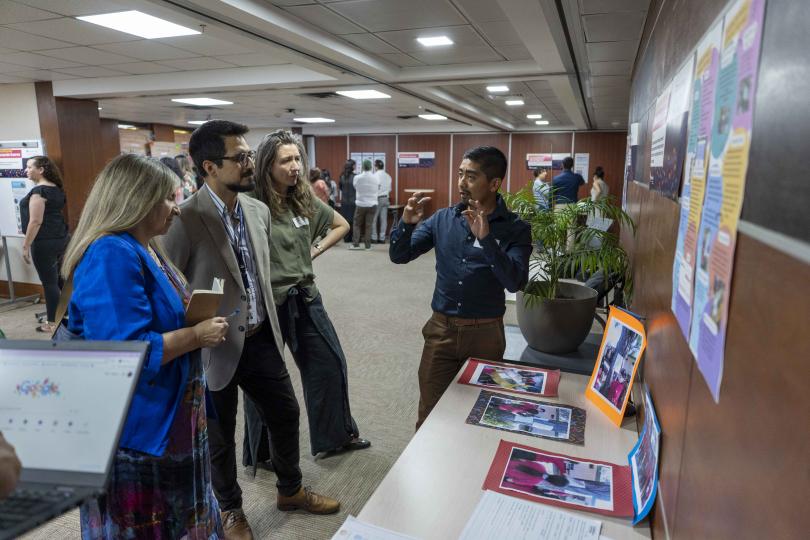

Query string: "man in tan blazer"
[162, 121, 338, 540]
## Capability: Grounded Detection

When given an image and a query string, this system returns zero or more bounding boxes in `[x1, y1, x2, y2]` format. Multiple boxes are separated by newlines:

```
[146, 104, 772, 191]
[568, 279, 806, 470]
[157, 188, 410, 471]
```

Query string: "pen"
[225, 309, 240, 321]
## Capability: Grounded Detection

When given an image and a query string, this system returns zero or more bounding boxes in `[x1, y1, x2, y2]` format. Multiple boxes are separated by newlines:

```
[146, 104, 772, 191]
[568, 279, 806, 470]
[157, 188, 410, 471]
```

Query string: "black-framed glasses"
[214, 150, 255, 167]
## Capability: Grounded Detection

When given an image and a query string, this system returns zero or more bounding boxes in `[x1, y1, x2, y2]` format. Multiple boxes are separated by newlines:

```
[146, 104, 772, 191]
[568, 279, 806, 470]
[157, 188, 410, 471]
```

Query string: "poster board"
[397, 151, 434, 168]
[574, 153, 590, 179]
[0, 140, 40, 237]
[350, 152, 386, 174]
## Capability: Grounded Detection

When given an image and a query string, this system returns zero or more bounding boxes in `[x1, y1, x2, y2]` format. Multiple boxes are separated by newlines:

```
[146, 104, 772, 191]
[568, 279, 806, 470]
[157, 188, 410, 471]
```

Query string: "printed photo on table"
[629, 387, 662, 524]
[500, 448, 614, 511]
[480, 395, 571, 439]
[473, 364, 546, 394]
[590, 319, 644, 411]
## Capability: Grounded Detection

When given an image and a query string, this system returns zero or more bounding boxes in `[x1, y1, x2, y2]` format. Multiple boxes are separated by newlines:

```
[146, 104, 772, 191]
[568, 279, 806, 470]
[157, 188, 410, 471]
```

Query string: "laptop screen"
[0, 346, 142, 474]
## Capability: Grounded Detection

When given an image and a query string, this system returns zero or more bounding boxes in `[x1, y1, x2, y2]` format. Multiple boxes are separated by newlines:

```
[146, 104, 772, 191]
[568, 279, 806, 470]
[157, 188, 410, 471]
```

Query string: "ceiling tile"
[2, 51, 83, 69]
[38, 46, 134, 65]
[214, 52, 290, 67]
[55, 65, 127, 77]
[452, 0, 508, 23]
[591, 75, 631, 87]
[0, 73, 33, 82]
[589, 60, 633, 76]
[157, 57, 238, 70]
[328, 0, 465, 32]
[340, 33, 400, 54]
[0, 26, 75, 50]
[282, 4, 364, 35]
[113, 62, 177, 75]
[9, 18, 140, 46]
[581, 0, 650, 14]
[269, 0, 313, 5]
[13, 0, 130, 16]
[409, 45, 502, 65]
[377, 25, 487, 53]
[158, 35, 253, 56]
[0, 69, 80, 80]
[591, 85, 629, 98]
[94, 41, 198, 61]
[378, 52, 423, 67]
[0, 0, 61, 23]
[497, 44, 533, 61]
[477, 20, 522, 47]
[582, 12, 646, 42]
[586, 40, 638, 62]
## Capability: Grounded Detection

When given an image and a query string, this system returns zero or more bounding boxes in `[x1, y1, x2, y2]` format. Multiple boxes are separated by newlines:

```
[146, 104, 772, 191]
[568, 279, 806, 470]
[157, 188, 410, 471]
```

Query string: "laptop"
[0, 339, 147, 540]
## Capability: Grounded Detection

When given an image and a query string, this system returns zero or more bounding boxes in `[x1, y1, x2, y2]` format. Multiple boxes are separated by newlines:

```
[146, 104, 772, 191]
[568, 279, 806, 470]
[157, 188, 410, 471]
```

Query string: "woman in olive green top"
[244, 129, 370, 461]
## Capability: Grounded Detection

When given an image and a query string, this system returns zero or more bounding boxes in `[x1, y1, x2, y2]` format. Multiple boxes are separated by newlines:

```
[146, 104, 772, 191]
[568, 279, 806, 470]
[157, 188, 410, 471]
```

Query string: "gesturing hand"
[193, 317, 229, 348]
[402, 192, 432, 224]
[461, 200, 490, 240]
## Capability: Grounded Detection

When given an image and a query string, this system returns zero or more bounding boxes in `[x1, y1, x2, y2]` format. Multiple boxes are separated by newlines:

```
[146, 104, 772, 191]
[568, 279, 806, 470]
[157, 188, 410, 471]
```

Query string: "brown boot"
[220, 509, 254, 540]
[277, 486, 340, 514]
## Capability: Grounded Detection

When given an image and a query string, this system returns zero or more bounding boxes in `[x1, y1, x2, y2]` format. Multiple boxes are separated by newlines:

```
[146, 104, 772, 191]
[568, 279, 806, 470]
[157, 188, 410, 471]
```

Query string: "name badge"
[472, 238, 501, 249]
[292, 216, 309, 228]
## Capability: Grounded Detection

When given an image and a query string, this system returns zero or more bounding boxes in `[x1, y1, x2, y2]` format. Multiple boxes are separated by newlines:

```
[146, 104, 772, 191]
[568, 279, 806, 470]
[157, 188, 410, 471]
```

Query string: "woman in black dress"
[19, 156, 69, 333]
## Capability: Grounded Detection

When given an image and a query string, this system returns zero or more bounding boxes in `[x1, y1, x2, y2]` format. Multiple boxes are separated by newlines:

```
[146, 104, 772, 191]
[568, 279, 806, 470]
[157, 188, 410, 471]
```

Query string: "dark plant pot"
[516, 281, 598, 354]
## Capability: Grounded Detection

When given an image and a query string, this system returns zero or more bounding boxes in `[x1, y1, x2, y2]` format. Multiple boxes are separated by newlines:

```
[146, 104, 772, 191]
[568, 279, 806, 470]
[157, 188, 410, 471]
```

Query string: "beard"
[226, 174, 256, 193]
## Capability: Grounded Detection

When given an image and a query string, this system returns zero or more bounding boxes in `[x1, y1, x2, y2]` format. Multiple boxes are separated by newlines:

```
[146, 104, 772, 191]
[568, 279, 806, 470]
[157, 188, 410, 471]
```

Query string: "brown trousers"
[352, 205, 377, 248]
[416, 312, 506, 430]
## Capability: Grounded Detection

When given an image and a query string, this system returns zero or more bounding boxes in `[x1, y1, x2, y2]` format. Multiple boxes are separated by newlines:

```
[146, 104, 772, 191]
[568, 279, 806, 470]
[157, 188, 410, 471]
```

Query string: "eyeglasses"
[214, 150, 255, 167]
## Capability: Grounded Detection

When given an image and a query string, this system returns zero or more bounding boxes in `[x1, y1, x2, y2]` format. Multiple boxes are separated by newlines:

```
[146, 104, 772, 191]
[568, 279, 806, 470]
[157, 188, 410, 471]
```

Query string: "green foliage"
[504, 183, 635, 304]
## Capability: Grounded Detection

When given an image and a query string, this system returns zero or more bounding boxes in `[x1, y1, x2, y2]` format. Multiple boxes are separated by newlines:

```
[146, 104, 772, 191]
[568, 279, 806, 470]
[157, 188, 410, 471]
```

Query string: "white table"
[358, 361, 651, 540]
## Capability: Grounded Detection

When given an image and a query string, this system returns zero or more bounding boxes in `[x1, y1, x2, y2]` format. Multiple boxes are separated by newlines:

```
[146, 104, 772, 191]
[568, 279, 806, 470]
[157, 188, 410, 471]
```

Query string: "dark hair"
[188, 120, 249, 178]
[462, 146, 507, 182]
[533, 167, 548, 179]
[562, 156, 574, 170]
[342, 159, 355, 176]
[321, 169, 331, 180]
[545, 474, 570, 487]
[29, 155, 63, 188]
[374, 159, 384, 170]
[309, 167, 321, 182]
[159, 156, 183, 180]
[594, 165, 605, 179]
[254, 129, 313, 219]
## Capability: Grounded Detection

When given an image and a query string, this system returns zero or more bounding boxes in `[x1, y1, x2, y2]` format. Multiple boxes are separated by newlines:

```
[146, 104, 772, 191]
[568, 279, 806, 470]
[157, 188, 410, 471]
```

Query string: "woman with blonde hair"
[61, 154, 227, 539]
[242, 129, 369, 467]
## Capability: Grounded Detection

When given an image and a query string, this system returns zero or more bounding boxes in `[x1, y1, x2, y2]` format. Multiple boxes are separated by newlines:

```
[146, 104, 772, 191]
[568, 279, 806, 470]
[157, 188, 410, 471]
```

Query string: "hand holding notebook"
[185, 277, 224, 326]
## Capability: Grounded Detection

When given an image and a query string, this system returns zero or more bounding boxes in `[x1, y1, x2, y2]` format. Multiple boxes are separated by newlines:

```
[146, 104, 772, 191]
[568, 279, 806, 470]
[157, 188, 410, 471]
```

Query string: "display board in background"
[526, 153, 552, 169]
[0, 140, 40, 178]
[351, 152, 385, 173]
[397, 151, 434, 168]
[0, 140, 39, 237]
[574, 153, 590, 179]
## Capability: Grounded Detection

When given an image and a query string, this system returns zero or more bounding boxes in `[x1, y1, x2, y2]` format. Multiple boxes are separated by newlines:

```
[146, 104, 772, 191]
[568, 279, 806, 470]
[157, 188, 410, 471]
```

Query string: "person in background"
[249, 128, 369, 462]
[175, 153, 197, 198]
[0, 432, 21, 499]
[160, 156, 185, 204]
[371, 159, 392, 244]
[339, 160, 356, 242]
[350, 160, 379, 250]
[531, 167, 551, 211]
[61, 154, 228, 539]
[591, 165, 609, 201]
[389, 146, 532, 429]
[309, 167, 330, 204]
[551, 156, 585, 208]
[323, 169, 337, 208]
[19, 156, 69, 333]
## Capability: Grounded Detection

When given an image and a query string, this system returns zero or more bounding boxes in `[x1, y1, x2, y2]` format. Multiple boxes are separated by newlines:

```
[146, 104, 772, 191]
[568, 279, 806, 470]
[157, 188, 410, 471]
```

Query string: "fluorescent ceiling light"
[172, 97, 233, 106]
[486, 85, 509, 93]
[336, 90, 391, 100]
[77, 11, 200, 39]
[417, 36, 453, 47]
[188, 120, 207, 125]
[535, 120, 550, 125]
[505, 99, 524, 106]
[418, 114, 447, 120]
[173, 129, 190, 134]
[526, 114, 543, 119]
[118, 124, 136, 130]
[294, 117, 335, 123]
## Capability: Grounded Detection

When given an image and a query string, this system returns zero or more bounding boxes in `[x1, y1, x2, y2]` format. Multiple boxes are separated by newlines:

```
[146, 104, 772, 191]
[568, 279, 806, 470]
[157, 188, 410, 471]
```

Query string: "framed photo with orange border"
[585, 306, 647, 426]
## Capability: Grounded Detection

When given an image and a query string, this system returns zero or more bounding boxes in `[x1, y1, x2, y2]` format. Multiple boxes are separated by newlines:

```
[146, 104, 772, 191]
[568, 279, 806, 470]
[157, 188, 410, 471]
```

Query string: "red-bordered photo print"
[458, 358, 560, 397]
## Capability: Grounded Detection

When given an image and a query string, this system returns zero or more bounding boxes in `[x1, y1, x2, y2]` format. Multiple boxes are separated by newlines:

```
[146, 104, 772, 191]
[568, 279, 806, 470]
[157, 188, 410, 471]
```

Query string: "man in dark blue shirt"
[389, 146, 532, 429]
[551, 156, 585, 206]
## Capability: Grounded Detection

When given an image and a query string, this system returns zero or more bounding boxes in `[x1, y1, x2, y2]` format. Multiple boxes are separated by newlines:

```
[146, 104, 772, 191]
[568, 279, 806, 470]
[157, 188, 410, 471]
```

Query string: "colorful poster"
[648, 90, 670, 170]
[483, 440, 634, 517]
[585, 307, 647, 426]
[650, 56, 695, 199]
[671, 22, 724, 341]
[457, 358, 560, 397]
[689, 0, 766, 402]
[629, 387, 661, 525]
[574, 153, 590, 179]
[350, 152, 386, 173]
[0, 140, 40, 178]
[397, 151, 434, 168]
[466, 390, 586, 445]
[526, 153, 552, 169]
[551, 153, 569, 169]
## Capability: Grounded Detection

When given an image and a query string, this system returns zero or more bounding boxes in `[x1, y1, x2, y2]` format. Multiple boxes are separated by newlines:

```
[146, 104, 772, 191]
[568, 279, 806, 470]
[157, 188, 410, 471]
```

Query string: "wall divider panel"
[314, 135, 347, 186]
[396, 134, 451, 211]
[508, 133, 573, 194]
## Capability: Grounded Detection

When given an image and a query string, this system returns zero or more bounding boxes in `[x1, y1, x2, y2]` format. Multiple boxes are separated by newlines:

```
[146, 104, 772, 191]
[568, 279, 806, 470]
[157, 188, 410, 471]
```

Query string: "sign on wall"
[397, 151, 434, 168]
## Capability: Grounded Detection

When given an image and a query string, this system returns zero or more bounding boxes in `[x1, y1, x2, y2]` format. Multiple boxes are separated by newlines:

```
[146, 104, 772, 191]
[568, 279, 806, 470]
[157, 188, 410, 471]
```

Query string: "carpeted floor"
[1, 242, 518, 540]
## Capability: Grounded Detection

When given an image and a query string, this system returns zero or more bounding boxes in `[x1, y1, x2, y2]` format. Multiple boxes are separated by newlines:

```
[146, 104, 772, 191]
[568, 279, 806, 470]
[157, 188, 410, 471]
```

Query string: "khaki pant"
[554, 202, 575, 251]
[416, 312, 506, 430]
[353, 205, 377, 248]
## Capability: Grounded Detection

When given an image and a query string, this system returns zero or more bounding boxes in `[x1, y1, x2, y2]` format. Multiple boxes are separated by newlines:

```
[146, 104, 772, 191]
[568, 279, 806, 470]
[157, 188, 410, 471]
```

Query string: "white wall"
[0, 83, 42, 285]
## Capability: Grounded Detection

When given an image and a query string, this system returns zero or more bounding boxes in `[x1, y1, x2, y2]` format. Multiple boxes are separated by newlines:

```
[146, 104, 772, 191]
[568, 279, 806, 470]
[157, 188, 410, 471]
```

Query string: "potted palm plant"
[503, 186, 635, 354]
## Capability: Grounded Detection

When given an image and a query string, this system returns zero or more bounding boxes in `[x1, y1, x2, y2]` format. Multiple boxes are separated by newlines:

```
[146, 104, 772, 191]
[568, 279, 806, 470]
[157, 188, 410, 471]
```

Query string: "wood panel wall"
[313, 135, 347, 184]
[508, 133, 573, 194]
[573, 131, 626, 201]
[348, 134, 396, 179]
[99, 118, 121, 165]
[450, 133, 511, 206]
[396, 134, 451, 210]
[625, 0, 810, 538]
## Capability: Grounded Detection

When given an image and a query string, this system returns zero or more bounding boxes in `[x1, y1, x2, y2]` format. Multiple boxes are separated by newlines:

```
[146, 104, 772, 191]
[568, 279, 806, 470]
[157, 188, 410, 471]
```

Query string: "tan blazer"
[160, 186, 285, 391]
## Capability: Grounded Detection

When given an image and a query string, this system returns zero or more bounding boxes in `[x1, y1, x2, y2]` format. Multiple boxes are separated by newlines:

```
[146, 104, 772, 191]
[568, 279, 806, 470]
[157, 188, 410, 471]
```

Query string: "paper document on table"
[330, 515, 418, 540]
[459, 490, 602, 540]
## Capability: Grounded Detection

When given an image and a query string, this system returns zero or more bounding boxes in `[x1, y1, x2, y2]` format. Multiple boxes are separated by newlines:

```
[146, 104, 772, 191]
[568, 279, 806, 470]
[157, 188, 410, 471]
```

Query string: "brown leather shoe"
[221, 509, 254, 540]
[277, 486, 340, 514]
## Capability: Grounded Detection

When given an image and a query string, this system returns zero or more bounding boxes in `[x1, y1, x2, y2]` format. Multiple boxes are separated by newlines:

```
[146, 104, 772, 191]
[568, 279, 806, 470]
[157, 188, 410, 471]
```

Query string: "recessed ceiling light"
[486, 85, 509, 93]
[535, 120, 550, 125]
[77, 11, 200, 39]
[188, 120, 207, 125]
[172, 97, 233, 106]
[97, 107, 102, 111]
[118, 124, 136, 130]
[418, 114, 447, 120]
[526, 114, 543, 119]
[505, 99, 524, 106]
[417, 36, 453, 47]
[336, 90, 391, 100]
[294, 117, 335, 123]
